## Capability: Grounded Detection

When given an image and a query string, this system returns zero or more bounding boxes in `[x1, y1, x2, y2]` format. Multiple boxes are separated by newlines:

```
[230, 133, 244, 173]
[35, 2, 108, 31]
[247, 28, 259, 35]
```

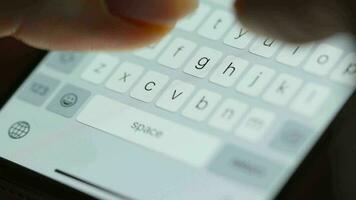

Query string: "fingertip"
[111, 20, 174, 50]
[11, 0, 175, 51]
[233, 0, 351, 43]
[105, 0, 198, 26]
[22, 22, 173, 51]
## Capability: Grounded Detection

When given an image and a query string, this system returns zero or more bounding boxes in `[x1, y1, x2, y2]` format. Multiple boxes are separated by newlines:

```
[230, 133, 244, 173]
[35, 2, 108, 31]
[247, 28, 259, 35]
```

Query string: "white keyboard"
[77, 3, 355, 144]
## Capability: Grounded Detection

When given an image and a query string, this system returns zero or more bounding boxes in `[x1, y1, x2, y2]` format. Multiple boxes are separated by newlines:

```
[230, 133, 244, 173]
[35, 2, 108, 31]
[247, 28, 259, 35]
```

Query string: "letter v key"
[156, 80, 195, 112]
[172, 90, 183, 100]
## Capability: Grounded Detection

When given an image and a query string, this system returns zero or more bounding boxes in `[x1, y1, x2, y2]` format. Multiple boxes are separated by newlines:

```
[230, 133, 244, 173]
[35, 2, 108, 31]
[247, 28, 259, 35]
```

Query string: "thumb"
[235, 0, 356, 43]
[0, 0, 197, 50]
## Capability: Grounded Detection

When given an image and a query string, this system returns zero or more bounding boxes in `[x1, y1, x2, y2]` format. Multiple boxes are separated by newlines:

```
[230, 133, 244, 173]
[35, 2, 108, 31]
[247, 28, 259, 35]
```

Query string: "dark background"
[0, 37, 355, 200]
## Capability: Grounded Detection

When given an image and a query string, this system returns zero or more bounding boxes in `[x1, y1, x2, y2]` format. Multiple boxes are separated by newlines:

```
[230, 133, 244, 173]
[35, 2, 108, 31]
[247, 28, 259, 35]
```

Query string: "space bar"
[77, 95, 222, 168]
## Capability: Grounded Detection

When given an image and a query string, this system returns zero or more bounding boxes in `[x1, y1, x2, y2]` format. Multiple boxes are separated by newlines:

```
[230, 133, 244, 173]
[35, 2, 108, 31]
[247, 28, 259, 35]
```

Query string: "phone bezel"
[0, 52, 354, 199]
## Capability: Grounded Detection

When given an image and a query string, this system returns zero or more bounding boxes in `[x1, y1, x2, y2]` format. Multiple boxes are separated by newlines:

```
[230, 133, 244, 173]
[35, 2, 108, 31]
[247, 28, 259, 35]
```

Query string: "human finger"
[235, 0, 355, 43]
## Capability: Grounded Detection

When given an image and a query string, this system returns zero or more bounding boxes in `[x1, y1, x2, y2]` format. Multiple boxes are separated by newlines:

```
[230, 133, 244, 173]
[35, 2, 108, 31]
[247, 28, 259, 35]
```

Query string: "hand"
[235, 0, 356, 42]
[2, 0, 355, 50]
[0, 0, 197, 50]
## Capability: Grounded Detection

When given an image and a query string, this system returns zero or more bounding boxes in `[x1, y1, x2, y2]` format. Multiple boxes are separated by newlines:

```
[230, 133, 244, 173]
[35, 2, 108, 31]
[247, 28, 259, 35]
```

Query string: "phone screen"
[1, 0, 355, 199]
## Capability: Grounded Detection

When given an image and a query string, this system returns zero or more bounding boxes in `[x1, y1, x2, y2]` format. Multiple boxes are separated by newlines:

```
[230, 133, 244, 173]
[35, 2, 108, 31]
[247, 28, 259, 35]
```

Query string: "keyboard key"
[81, 54, 119, 84]
[303, 44, 343, 76]
[236, 65, 276, 96]
[47, 84, 91, 118]
[271, 121, 311, 154]
[156, 80, 196, 112]
[263, 74, 303, 106]
[198, 10, 235, 40]
[182, 89, 222, 122]
[249, 37, 282, 58]
[158, 38, 197, 69]
[18, 74, 60, 106]
[106, 62, 144, 93]
[134, 35, 172, 60]
[236, 108, 276, 143]
[210, 56, 249, 87]
[177, 4, 211, 32]
[330, 53, 356, 86]
[208, 145, 283, 188]
[276, 44, 314, 67]
[224, 24, 255, 49]
[46, 52, 84, 74]
[77, 95, 222, 168]
[290, 83, 330, 117]
[209, 99, 249, 132]
[130, 71, 169, 103]
[184, 47, 223, 78]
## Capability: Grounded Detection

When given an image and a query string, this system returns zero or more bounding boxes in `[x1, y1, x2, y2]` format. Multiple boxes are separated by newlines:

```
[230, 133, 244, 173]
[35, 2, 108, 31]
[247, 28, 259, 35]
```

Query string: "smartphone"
[1, 0, 355, 199]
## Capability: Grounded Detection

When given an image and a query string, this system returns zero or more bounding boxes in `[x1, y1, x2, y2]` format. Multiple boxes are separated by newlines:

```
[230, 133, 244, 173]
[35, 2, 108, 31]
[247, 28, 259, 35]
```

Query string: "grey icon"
[31, 82, 49, 96]
[8, 121, 31, 139]
[46, 52, 84, 74]
[60, 93, 78, 107]
[47, 84, 91, 118]
[245, 118, 265, 131]
[18, 74, 60, 106]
